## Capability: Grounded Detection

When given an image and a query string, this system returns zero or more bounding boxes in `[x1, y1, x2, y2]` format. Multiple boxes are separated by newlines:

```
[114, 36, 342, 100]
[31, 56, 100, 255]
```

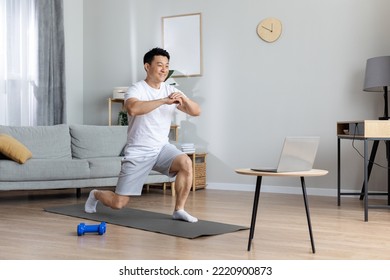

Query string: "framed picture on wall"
[162, 13, 202, 77]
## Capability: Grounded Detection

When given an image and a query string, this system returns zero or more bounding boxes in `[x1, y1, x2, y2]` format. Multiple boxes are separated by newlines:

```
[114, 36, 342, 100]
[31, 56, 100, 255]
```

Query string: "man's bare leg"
[85, 189, 130, 213]
[170, 154, 198, 223]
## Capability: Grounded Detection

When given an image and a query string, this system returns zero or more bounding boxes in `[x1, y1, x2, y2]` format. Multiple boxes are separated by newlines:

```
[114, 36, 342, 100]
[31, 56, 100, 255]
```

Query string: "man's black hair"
[143, 47, 170, 65]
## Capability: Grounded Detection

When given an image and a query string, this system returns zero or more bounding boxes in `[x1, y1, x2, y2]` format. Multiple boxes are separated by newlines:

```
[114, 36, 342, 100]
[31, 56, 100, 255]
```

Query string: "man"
[85, 48, 201, 223]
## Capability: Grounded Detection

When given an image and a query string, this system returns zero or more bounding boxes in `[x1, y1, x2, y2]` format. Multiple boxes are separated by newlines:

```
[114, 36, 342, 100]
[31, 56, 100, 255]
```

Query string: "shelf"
[108, 98, 125, 126]
[337, 120, 390, 138]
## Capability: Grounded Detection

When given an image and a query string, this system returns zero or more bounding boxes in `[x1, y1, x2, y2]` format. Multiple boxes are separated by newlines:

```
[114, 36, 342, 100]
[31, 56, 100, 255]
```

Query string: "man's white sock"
[85, 189, 98, 213]
[172, 209, 198, 223]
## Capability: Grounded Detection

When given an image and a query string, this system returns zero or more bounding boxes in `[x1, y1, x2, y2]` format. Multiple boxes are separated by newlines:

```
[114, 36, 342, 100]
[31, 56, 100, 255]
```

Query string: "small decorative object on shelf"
[112, 87, 128, 99]
[181, 143, 195, 153]
[165, 70, 178, 86]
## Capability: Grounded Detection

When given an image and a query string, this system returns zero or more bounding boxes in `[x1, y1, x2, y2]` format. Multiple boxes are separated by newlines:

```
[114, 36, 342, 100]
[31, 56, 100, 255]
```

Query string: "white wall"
[82, 0, 134, 125]
[65, 0, 390, 195]
[63, 0, 84, 124]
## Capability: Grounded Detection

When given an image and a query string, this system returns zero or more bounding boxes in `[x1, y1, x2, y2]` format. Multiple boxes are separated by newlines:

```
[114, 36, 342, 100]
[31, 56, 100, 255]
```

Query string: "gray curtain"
[34, 0, 66, 125]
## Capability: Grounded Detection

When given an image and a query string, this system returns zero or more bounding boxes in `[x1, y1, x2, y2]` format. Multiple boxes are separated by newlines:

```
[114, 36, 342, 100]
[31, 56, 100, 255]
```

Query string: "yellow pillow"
[0, 133, 33, 164]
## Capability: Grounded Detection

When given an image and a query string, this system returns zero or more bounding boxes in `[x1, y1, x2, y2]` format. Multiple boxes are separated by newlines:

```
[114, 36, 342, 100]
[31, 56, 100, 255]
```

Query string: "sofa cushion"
[87, 157, 122, 178]
[0, 124, 72, 159]
[0, 159, 90, 181]
[70, 125, 127, 159]
[0, 134, 33, 164]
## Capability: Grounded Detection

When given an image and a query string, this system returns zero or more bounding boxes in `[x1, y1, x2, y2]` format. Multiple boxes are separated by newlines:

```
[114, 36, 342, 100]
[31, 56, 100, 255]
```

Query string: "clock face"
[257, 18, 282, 43]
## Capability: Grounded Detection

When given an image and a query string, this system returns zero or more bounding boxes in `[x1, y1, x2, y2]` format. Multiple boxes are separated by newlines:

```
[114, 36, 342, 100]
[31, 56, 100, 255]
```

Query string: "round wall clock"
[257, 17, 282, 43]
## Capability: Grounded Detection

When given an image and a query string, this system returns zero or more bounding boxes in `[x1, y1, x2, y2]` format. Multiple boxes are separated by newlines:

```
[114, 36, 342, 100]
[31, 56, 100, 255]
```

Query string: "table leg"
[364, 139, 369, 222]
[108, 98, 112, 126]
[247, 176, 262, 251]
[300, 177, 315, 254]
[386, 141, 390, 205]
[359, 140, 379, 200]
[337, 137, 341, 206]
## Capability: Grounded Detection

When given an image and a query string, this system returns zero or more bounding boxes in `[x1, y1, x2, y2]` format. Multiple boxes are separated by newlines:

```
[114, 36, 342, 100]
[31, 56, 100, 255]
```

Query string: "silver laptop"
[251, 137, 320, 173]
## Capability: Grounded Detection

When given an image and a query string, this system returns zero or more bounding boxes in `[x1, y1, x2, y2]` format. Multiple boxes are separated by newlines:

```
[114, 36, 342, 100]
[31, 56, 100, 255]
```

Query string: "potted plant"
[117, 110, 128, 126]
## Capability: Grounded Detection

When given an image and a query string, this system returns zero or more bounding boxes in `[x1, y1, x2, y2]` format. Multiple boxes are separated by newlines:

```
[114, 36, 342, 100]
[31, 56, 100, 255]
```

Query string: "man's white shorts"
[115, 143, 185, 196]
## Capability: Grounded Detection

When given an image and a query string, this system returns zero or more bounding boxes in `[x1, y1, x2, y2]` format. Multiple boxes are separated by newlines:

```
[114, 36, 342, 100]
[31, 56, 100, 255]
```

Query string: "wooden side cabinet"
[188, 152, 207, 191]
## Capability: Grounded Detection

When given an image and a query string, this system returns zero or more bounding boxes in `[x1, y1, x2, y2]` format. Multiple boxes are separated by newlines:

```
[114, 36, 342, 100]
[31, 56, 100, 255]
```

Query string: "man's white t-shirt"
[123, 80, 180, 157]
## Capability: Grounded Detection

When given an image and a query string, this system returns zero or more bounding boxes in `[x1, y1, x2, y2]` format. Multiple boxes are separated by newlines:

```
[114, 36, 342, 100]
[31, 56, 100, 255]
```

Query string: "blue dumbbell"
[77, 222, 106, 236]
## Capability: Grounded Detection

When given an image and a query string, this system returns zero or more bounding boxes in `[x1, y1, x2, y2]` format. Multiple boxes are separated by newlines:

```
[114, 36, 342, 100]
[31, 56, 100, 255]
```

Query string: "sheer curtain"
[0, 0, 37, 126]
[0, 0, 66, 126]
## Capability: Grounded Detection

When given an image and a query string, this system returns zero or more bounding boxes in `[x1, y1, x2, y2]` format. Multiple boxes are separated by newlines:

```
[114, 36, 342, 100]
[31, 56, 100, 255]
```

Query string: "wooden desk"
[337, 120, 390, 221]
[235, 168, 328, 253]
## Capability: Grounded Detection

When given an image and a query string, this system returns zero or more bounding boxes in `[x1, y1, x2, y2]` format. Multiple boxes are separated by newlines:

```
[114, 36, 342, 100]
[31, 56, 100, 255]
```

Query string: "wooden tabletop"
[235, 168, 328, 177]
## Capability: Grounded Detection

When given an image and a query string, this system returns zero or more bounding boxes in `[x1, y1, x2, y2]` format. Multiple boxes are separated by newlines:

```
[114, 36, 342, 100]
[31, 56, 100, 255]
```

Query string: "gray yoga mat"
[44, 204, 248, 239]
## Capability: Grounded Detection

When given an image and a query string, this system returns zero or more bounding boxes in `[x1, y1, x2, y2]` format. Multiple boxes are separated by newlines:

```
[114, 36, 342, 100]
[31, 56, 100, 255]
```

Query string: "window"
[1, 0, 67, 126]
[0, 0, 37, 126]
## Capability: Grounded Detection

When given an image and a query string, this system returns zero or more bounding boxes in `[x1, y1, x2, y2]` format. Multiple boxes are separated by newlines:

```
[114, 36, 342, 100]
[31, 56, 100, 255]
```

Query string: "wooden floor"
[1, 187, 390, 260]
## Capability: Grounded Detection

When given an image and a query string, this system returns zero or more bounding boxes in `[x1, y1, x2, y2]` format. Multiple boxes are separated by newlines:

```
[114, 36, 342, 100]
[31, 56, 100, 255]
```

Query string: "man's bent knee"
[111, 194, 130, 209]
[173, 154, 193, 174]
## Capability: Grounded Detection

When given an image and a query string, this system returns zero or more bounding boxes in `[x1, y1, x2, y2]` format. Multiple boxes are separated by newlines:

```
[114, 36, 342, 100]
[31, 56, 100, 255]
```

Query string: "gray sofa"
[0, 124, 174, 196]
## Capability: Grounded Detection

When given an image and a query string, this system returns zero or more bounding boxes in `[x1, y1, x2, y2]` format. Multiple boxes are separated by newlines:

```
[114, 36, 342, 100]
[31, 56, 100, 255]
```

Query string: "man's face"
[145, 55, 169, 83]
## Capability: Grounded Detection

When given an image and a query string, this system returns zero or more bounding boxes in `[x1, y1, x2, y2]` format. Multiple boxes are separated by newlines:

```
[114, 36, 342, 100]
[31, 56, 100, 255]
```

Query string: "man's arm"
[125, 92, 201, 117]
[125, 96, 179, 116]
[171, 92, 201, 117]
[125, 98, 161, 116]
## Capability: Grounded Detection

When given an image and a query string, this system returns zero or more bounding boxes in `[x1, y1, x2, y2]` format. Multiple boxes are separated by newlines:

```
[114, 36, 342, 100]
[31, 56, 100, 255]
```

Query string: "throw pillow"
[0, 133, 33, 164]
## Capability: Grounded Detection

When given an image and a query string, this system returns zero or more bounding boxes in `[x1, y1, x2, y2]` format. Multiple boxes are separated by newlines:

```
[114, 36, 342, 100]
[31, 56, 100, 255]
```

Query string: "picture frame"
[162, 13, 202, 77]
